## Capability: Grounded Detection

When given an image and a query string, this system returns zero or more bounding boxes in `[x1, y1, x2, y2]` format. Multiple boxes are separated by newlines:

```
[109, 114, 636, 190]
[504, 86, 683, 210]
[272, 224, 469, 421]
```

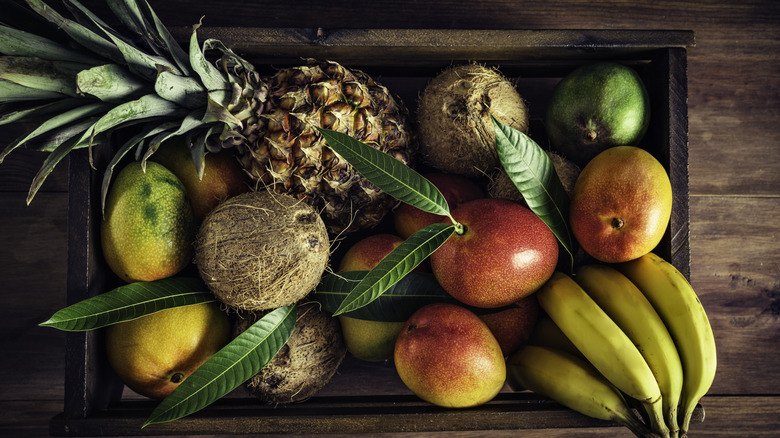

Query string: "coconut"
[194, 190, 329, 311]
[234, 301, 347, 404]
[488, 151, 582, 204]
[416, 63, 530, 176]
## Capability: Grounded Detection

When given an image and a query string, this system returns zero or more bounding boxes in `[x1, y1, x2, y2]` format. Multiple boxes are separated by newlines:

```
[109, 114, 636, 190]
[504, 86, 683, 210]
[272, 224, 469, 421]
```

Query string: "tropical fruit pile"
[1, 0, 715, 436]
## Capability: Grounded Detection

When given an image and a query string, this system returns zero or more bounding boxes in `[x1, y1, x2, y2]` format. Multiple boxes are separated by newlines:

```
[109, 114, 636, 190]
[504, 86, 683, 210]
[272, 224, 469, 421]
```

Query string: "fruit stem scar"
[454, 222, 466, 235]
[586, 130, 597, 141]
[611, 217, 625, 230]
[170, 372, 185, 384]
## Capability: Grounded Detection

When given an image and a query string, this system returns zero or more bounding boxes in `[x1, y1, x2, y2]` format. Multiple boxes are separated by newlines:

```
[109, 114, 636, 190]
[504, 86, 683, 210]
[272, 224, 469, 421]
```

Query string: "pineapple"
[0, 0, 413, 234]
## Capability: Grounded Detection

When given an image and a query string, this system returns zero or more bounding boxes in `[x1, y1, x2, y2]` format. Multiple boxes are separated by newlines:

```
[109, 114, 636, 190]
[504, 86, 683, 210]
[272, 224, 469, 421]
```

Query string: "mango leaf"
[314, 271, 453, 322]
[315, 271, 520, 321]
[317, 128, 453, 220]
[144, 304, 297, 427]
[39, 277, 215, 331]
[493, 117, 575, 272]
[333, 223, 455, 316]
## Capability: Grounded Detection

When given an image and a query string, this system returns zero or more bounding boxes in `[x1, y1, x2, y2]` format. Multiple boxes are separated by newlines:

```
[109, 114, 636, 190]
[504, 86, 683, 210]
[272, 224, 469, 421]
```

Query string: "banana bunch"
[507, 253, 716, 438]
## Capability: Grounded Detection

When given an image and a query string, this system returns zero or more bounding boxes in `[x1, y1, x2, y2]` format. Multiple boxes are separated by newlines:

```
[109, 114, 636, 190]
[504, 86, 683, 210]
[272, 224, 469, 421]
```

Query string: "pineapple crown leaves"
[0, 0, 262, 206]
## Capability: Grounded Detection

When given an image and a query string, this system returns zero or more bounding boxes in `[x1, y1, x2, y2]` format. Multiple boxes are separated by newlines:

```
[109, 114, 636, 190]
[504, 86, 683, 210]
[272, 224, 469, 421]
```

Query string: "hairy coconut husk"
[234, 301, 346, 404]
[488, 151, 581, 204]
[417, 63, 530, 176]
[194, 190, 329, 311]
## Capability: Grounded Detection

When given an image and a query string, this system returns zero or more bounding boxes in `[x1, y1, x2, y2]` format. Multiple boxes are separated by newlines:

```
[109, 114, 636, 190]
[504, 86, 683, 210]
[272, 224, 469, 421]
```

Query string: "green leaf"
[317, 128, 452, 219]
[333, 223, 456, 316]
[100, 121, 179, 215]
[0, 79, 63, 101]
[1, 102, 110, 162]
[0, 24, 104, 64]
[139, 0, 191, 75]
[85, 93, 186, 144]
[77, 63, 148, 101]
[70, 2, 180, 81]
[140, 110, 206, 166]
[189, 30, 229, 94]
[314, 271, 453, 322]
[203, 93, 242, 128]
[26, 117, 100, 204]
[0, 98, 83, 126]
[0, 101, 102, 161]
[315, 271, 519, 321]
[154, 71, 205, 109]
[493, 117, 575, 272]
[0, 57, 87, 97]
[22, 117, 101, 153]
[32, 93, 185, 196]
[144, 304, 297, 427]
[189, 126, 214, 180]
[25, 0, 124, 64]
[39, 277, 215, 331]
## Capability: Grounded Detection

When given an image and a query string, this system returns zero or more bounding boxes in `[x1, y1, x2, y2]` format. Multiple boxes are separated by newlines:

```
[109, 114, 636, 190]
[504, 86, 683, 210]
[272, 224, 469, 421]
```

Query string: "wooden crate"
[52, 28, 696, 436]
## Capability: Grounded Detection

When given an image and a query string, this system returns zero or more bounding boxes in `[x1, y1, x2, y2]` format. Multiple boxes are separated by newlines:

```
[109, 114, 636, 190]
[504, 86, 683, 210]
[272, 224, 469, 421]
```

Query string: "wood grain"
[0, 0, 778, 436]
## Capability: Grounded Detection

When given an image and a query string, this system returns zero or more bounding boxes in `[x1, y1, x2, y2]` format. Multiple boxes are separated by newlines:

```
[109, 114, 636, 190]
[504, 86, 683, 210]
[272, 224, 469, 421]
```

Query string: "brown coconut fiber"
[194, 190, 329, 311]
[234, 301, 347, 404]
[417, 63, 530, 176]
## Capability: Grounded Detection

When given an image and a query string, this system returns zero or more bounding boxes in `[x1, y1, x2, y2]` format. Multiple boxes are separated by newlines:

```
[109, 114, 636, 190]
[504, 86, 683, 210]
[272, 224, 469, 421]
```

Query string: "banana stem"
[667, 414, 679, 438]
[679, 402, 696, 437]
[617, 411, 661, 438]
[625, 395, 651, 425]
[643, 400, 671, 438]
[665, 403, 680, 438]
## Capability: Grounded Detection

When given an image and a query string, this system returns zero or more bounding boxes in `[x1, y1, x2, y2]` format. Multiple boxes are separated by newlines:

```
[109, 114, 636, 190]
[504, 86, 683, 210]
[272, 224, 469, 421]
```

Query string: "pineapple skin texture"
[234, 60, 415, 235]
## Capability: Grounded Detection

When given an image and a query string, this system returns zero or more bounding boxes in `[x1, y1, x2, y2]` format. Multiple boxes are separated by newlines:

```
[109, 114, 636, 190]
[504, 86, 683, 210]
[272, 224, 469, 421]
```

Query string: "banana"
[576, 264, 683, 438]
[617, 253, 717, 435]
[528, 313, 583, 359]
[507, 345, 656, 438]
[536, 272, 667, 435]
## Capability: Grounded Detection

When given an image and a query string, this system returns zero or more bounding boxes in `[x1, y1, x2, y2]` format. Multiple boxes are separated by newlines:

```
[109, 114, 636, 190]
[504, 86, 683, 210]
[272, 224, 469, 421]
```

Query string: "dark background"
[1, 0, 778, 436]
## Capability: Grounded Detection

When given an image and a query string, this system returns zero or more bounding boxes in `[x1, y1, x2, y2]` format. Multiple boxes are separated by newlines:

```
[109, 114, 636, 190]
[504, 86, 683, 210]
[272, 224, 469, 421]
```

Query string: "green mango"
[545, 62, 650, 166]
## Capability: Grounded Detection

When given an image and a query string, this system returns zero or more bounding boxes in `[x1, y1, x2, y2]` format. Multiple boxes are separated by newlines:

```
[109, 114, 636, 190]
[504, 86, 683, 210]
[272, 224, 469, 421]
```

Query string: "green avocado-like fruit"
[545, 62, 650, 166]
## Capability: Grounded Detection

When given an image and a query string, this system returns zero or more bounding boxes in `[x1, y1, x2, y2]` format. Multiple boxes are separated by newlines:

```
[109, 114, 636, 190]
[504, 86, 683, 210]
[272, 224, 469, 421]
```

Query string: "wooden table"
[1, 0, 777, 436]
